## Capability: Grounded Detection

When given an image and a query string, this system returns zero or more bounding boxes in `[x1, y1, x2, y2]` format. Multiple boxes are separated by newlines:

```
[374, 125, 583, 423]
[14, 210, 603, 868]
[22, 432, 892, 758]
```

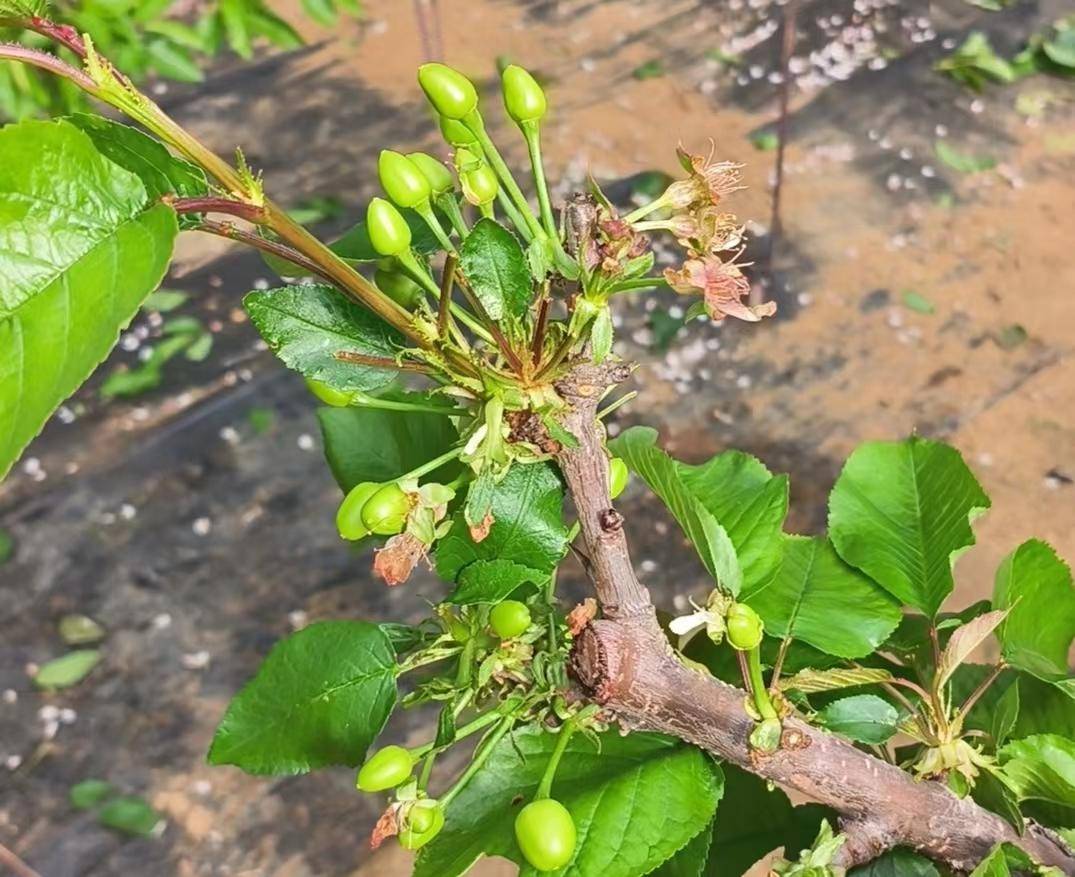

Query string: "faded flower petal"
[668, 143, 745, 209]
[373, 533, 428, 586]
[468, 511, 495, 543]
[370, 804, 401, 850]
[664, 255, 775, 323]
[669, 610, 708, 637]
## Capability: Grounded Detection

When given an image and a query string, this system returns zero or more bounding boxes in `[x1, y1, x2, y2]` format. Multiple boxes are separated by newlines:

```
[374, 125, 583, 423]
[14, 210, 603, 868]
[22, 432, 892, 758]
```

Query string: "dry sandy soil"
[1, 0, 1073, 874]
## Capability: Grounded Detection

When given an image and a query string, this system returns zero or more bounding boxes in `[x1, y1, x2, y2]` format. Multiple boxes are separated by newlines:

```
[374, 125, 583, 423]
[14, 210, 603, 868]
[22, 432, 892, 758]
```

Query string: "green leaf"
[316, 405, 459, 493]
[97, 795, 162, 837]
[955, 667, 1074, 741]
[144, 289, 189, 312]
[459, 218, 532, 322]
[609, 427, 742, 594]
[67, 114, 208, 202]
[0, 529, 14, 565]
[70, 779, 114, 810]
[747, 535, 900, 659]
[972, 768, 1024, 834]
[244, 284, 403, 395]
[935, 608, 1008, 690]
[59, 613, 105, 646]
[436, 463, 568, 581]
[993, 539, 1075, 687]
[780, 666, 894, 695]
[648, 818, 712, 876]
[968, 843, 1035, 877]
[146, 39, 205, 83]
[633, 59, 665, 80]
[591, 306, 613, 364]
[0, 119, 178, 479]
[332, 208, 441, 262]
[935, 140, 997, 174]
[208, 621, 396, 775]
[992, 678, 1020, 749]
[901, 289, 935, 315]
[999, 734, 1075, 809]
[850, 849, 940, 876]
[828, 436, 991, 617]
[301, 0, 337, 26]
[817, 694, 900, 744]
[34, 649, 101, 689]
[414, 727, 723, 877]
[690, 764, 834, 877]
[676, 443, 789, 597]
[446, 559, 546, 605]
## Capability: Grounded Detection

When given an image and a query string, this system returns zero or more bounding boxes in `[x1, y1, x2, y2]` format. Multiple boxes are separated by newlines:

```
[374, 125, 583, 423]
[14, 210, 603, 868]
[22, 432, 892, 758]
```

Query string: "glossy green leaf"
[67, 114, 208, 202]
[208, 621, 396, 775]
[459, 218, 532, 322]
[34, 649, 101, 689]
[0, 119, 178, 479]
[244, 284, 402, 394]
[828, 436, 991, 616]
[968, 843, 1035, 877]
[676, 444, 789, 597]
[850, 849, 940, 876]
[414, 727, 723, 877]
[609, 427, 742, 594]
[648, 818, 712, 876]
[445, 559, 546, 605]
[999, 734, 1075, 809]
[817, 694, 899, 744]
[972, 768, 1024, 834]
[747, 535, 900, 659]
[993, 539, 1075, 688]
[436, 463, 568, 581]
[97, 795, 162, 836]
[316, 405, 459, 493]
[992, 678, 1021, 750]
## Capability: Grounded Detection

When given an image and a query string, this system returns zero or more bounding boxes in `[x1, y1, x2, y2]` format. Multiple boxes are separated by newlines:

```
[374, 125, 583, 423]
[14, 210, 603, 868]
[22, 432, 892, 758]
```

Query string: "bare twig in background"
[755, 0, 800, 307]
[0, 841, 42, 877]
[413, 0, 444, 60]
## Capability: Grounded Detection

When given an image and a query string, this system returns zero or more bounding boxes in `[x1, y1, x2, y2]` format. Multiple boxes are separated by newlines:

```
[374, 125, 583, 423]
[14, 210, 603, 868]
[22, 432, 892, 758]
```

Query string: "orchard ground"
[1, 0, 1073, 874]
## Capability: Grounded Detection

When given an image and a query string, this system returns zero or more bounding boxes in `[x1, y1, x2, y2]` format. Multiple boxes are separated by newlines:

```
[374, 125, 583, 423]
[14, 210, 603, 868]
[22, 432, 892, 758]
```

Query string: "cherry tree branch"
[553, 361, 1075, 874]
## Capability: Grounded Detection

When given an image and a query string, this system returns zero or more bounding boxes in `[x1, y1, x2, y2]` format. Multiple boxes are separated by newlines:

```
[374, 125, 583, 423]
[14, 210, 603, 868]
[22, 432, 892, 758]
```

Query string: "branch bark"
[553, 362, 1075, 875]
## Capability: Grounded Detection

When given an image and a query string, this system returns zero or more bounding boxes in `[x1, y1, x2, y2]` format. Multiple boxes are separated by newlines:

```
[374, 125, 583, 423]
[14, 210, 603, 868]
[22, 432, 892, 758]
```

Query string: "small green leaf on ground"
[34, 649, 101, 689]
[705, 48, 742, 66]
[935, 140, 997, 174]
[247, 407, 276, 435]
[935, 32, 1016, 91]
[994, 324, 1028, 349]
[633, 59, 666, 79]
[59, 614, 106, 646]
[70, 779, 114, 810]
[751, 131, 780, 151]
[97, 795, 163, 836]
[0, 529, 12, 564]
[143, 289, 189, 312]
[901, 289, 935, 314]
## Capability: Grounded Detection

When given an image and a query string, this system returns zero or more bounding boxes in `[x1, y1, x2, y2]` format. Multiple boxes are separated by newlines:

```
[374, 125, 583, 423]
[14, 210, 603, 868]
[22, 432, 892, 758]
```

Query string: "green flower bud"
[378, 150, 432, 209]
[407, 151, 454, 195]
[501, 64, 547, 125]
[439, 115, 480, 148]
[374, 267, 424, 308]
[366, 197, 412, 257]
[418, 62, 478, 119]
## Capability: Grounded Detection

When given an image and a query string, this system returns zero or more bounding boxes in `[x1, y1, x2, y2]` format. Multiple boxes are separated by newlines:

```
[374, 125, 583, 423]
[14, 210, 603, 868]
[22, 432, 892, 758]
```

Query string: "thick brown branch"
[555, 362, 1075, 875]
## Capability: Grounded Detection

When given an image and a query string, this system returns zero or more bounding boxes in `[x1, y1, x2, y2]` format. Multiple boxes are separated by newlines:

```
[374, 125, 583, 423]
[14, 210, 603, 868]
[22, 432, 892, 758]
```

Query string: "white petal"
[669, 612, 706, 636]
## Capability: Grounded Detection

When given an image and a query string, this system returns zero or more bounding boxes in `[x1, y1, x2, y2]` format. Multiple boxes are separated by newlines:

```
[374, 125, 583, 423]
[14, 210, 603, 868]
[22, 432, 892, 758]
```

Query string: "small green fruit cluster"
[336, 481, 412, 540]
[515, 798, 576, 871]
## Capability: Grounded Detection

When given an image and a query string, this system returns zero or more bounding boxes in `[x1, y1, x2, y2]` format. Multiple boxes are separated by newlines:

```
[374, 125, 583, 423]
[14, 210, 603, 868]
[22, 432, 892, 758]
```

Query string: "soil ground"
[1, 0, 1073, 874]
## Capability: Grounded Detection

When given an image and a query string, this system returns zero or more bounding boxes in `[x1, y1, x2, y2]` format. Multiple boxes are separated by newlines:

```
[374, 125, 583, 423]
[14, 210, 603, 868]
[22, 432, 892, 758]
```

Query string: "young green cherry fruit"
[418, 62, 478, 119]
[514, 798, 576, 872]
[305, 378, 353, 408]
[726, 602, 764, 651]
[374, 266, 424, 308]
[367, 197, 412, 257]
[398, 801, 445, 850]
[378, 150, 432, 209]
[456, 148, 498, 207]
[501, 64, 547, 125]
[407, 151, 455, 195]
[490, 600, 531, 639]
[336, 481, 381, 540]
[608, 457, 629, 499]
[355, 744, 414, 792]
[361, 483, 412, 536]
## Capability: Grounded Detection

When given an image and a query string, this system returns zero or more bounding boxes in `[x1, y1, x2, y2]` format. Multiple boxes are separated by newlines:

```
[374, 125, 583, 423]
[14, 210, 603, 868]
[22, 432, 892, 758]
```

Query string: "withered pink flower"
[596, 210, 649, 275]
[664, 255, 776, 323]
[662, 143, 745, 210]
[370, 804, 401, 850]
[468, 511, 494, 543]
[373, 533, 429, 586]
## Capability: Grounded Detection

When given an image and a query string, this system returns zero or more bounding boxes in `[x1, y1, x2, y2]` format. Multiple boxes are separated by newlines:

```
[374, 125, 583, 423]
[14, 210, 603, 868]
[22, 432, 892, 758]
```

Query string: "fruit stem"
[411, 709, 504, 758]
[440, 715, 516, 807]
[397, 446, 465, 484]
[535, 719, 577, 800]
[744, 646, 778, 721]
[349, 391, 469, 417]
[521, 121, 559, 243]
